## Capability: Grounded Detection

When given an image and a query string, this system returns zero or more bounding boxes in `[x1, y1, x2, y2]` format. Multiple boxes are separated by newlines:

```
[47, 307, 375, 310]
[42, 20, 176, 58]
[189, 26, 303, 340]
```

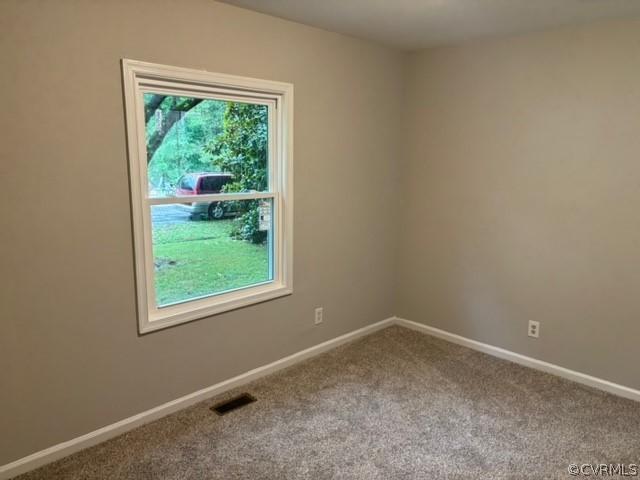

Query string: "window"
[200, 175, 232, 193]
[122, 60, 293, 333]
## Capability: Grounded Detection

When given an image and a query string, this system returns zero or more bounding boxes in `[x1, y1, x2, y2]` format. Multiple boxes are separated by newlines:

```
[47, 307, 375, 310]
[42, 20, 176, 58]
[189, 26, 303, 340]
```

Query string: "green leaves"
[144, 95, 226, 193]
[144, 95, 205, 163]
[206, 102, 269, 244]
[207, 102, 268, 193]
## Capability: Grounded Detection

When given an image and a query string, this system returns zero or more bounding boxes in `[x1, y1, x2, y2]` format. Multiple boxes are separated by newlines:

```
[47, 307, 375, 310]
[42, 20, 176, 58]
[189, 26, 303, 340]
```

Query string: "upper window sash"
[136, 91, 277, 198]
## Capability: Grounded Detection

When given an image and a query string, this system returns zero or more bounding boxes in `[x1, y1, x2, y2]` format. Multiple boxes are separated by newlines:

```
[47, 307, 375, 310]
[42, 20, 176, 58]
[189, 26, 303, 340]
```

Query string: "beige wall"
[3, 0, 640, 468]
[398, 19, 640, 391]
[0, 0, 404, 464]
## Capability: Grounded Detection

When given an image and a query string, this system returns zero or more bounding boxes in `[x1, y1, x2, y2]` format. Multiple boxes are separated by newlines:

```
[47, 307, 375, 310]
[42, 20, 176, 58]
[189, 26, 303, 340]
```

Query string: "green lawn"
[152, 220, 269, 306]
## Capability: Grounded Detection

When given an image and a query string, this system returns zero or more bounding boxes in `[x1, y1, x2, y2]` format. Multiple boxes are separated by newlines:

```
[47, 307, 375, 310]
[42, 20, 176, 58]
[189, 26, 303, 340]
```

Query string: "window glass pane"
[143, 93, 269, 197]
[151, 199, 273, 307]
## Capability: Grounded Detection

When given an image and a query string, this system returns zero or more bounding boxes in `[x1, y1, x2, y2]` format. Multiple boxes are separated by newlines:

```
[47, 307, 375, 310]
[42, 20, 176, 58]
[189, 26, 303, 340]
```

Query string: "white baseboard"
[395, 317, 640, 403]
[5, 316, 638, 479]
[0, 317, 395, 480]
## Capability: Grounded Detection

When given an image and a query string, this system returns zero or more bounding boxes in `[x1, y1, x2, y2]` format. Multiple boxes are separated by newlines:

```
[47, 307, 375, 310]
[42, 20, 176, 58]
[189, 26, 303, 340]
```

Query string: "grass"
[152, 220, 269, 306]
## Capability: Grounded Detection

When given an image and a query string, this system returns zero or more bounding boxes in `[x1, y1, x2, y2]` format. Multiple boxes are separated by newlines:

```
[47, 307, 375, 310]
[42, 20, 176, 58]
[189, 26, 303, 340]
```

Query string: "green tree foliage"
[144, 95, 203, 163]
[207, 103, 268, 192]
[144, 94, 226, 194]
[207, 103, 269, 244]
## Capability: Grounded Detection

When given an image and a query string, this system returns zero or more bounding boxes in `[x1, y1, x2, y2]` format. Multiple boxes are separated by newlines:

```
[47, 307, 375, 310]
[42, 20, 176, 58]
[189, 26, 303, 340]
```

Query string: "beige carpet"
[14, 326, 640, 479]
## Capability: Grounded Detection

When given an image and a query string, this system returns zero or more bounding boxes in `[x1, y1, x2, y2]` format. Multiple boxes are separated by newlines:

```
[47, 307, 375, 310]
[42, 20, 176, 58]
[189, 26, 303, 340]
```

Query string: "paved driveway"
[152, 204, 191, 224]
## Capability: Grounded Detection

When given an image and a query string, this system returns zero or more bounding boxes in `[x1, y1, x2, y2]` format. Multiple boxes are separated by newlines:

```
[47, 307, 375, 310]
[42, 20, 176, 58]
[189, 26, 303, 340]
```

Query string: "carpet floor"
[14, 326, 640, 479]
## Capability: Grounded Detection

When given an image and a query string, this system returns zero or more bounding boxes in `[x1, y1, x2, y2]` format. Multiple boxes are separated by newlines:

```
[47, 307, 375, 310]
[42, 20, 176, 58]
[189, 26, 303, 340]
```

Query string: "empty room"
[2, 0, 640, 478]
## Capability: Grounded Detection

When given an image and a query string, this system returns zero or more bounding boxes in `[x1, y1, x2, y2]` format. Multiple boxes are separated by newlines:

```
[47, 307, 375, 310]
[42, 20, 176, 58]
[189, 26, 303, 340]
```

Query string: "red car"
[176, 172, 235, 220]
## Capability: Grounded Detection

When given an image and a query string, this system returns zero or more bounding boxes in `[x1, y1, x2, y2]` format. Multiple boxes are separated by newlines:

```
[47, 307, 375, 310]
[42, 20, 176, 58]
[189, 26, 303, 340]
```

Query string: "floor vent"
[211, 393, 257, 415]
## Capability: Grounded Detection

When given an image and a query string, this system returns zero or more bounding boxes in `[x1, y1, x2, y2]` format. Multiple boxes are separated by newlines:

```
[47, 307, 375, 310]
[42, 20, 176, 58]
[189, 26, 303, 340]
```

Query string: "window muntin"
[122, 60, 293, 333]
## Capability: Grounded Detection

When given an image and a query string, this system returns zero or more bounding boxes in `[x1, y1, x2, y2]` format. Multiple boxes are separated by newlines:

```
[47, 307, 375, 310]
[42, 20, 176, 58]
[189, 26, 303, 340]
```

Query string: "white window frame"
[122, 59, 293, 334]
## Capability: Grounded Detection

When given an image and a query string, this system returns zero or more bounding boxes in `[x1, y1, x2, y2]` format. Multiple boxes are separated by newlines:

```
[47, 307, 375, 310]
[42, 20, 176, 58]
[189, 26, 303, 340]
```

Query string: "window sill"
[139, 283, 292, 334]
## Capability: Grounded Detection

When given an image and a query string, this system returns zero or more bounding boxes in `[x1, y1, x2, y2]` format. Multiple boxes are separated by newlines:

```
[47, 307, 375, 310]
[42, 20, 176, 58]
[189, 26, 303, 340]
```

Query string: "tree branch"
[145, 97, 204, 163]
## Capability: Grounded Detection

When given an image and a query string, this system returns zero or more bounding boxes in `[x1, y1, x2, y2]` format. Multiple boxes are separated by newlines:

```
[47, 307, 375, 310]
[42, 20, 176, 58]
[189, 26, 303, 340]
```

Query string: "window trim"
[122, 59, 293, 334]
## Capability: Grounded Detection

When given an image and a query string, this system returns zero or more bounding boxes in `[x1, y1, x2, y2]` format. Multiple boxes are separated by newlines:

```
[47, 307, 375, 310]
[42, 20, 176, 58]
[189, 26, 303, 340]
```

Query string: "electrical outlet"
[314, 307, 323, 325]
[528, 320, 540, 338]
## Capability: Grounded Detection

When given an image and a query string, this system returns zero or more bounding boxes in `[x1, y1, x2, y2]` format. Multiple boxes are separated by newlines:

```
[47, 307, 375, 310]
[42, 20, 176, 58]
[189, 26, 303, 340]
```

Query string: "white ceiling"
[219, 0, 640, 51]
